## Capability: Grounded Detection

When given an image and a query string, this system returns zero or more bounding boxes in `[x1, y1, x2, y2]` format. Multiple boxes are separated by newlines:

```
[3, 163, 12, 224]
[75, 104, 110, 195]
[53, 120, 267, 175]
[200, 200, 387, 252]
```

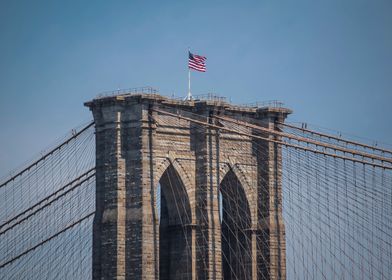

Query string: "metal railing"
[240, 100, 284, 108]
[95, 87, 284, 110]
[192, 93, 227, 102]
[96, 86, 159, 99]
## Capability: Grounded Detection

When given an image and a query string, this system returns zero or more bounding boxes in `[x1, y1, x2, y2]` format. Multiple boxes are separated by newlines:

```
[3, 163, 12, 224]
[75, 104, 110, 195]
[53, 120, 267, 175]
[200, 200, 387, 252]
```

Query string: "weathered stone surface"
[85, 94, 291, 280]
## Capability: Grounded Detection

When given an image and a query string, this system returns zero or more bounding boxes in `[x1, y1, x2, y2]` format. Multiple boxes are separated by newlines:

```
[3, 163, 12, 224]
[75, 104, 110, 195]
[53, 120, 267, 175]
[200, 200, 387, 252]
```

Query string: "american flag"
[188, 51, 206, 72]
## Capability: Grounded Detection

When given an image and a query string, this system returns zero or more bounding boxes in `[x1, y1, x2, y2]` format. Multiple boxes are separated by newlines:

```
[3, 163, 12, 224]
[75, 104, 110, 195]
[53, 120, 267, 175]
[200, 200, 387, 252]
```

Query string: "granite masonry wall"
[85, 94, 290, 280]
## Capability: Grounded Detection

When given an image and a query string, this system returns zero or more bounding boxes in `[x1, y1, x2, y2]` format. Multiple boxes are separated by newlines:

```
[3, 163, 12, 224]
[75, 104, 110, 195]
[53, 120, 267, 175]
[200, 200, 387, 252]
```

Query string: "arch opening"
[220, 169, 252, 280]
[157, 164, 192, 280]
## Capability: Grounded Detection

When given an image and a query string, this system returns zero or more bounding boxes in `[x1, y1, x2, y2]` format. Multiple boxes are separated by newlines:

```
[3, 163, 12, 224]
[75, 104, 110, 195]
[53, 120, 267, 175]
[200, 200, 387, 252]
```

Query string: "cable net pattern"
[282, 146, 392, 279]
[0, 122, 95, 280]
[0, 115, 391, 280]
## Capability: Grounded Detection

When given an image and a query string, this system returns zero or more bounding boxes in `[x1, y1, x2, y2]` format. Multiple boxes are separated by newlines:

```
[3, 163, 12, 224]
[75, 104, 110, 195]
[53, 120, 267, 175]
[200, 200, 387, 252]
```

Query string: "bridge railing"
[96, 86, 159, 99]
[95, 87, 286, 110]
[239, 100, 285, 108]
[191, 93, 227, 102]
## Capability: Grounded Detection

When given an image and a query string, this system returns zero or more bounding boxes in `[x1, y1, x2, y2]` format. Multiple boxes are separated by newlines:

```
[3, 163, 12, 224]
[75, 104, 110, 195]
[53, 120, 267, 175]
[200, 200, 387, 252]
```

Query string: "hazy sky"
[1, 0, 391, 177]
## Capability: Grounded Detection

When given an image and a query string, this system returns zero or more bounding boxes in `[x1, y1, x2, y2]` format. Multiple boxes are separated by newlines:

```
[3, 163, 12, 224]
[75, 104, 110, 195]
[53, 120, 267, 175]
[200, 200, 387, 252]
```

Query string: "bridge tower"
[85, 93, 291, 280]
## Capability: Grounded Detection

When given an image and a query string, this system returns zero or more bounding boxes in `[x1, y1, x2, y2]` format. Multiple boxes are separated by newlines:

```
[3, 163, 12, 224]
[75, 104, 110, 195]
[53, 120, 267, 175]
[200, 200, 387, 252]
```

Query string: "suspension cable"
[278, 122, 392, 155]
[0, 121, 94, 189]
[153, 109, 392, 169]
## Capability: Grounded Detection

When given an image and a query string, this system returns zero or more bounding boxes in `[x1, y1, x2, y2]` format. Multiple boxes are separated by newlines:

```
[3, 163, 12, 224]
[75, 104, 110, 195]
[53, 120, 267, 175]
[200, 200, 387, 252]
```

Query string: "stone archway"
[220, 169, 252, 280]
[158, 163, 192, 280]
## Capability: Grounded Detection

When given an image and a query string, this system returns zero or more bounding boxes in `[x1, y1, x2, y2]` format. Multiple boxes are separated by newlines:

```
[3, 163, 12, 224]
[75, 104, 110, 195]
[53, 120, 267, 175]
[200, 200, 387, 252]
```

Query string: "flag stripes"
[188, 51, 206, 72]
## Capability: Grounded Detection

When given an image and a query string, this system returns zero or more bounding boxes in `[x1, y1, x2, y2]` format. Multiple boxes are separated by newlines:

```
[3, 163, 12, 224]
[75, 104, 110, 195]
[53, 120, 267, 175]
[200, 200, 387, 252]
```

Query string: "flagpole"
[187, 48, 192, 100]
[187, 48, 206, 100]
[188, 68, 191, 100]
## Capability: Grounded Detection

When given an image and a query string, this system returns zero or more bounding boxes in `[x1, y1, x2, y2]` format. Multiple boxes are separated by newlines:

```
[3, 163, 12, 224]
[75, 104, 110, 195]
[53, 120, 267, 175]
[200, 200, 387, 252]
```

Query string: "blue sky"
[1, 0, 391, 177]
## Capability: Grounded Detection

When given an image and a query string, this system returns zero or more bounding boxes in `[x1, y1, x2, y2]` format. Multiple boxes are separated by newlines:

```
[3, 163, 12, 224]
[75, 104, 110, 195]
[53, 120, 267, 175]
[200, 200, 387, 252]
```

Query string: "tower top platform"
[85, 87, 292, 117]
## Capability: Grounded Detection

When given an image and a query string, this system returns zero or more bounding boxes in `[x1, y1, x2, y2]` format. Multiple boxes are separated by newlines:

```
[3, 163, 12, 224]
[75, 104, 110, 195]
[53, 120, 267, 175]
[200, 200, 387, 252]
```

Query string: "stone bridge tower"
[85, 93, 291, 280]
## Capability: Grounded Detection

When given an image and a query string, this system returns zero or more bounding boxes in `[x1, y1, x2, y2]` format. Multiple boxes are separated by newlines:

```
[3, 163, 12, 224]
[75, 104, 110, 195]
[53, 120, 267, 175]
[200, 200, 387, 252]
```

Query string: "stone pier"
[85, 93, 291, 279]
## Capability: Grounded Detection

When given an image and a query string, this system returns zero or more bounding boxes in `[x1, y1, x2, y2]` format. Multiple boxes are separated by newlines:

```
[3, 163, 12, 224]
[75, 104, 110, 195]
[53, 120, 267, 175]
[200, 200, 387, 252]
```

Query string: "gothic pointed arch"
[155, 158, 193, 280]
[220, 162, 256, 226]
[155, 157, 193, 197]
[220, 168, 252, 280]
